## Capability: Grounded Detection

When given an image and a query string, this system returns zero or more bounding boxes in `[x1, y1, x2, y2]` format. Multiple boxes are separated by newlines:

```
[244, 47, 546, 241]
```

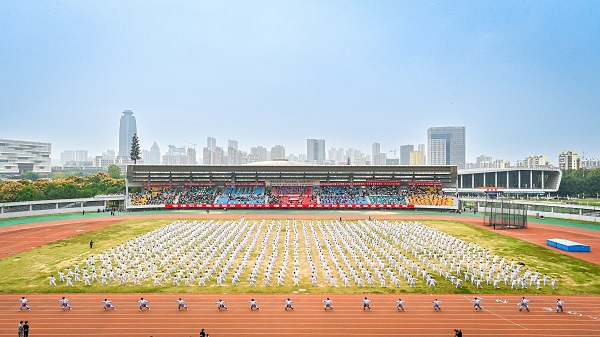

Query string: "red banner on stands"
[364, 180, 402, 186]
[407, 181, 442, 186]
[142, 182, 179, 187]
[165, 203, 415, 209]
[224, 182, 266, 186]
[183, 182, 216, 186]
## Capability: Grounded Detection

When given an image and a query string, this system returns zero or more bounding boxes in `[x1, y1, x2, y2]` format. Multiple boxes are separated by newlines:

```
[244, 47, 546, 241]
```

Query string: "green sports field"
[0, 216, 599, 296]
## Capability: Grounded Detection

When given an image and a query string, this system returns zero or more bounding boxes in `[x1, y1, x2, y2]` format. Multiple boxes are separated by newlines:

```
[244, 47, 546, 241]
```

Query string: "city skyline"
[2, 2, 599, 163]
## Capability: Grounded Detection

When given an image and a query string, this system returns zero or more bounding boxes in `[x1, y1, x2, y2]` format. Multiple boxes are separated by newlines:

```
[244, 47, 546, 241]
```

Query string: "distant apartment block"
[427, 126, 466, 169]
[558, 150, 580, 170]
[0, 138, 51, 174]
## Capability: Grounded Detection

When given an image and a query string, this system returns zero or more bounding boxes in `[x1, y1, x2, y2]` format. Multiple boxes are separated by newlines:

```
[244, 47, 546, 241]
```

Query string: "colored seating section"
[216, 186, 266, 205]
[407, 186, 454, 206]
[178, 186, 216, 204]
[318, 186, 369, 205]
[368, 186, 408, 205]
[546, 238, 590, 252]
[129, 186, 178, 206]
[128, 183, 455, 207]
[266, 186, 315, 205]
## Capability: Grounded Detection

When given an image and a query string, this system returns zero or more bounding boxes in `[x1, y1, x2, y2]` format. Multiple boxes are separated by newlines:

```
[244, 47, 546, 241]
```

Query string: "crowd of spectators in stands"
[178, 186, 216, 204]
[216, 186, 266, 205]
[128, 183, 454, 207]
[368, 185, 408, 205]
[129, 186, 178, 206]
[407, 186, 454, 206]
[317, 186, 369, 205]
[266, 186, 315, 205]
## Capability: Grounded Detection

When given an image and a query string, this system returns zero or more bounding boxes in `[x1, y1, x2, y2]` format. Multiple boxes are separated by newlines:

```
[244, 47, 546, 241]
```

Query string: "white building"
[307, 139, 325, 164]
[558, 150, 580, 170]
[0, 139, 51, 174]
[427, 126, 466, 169]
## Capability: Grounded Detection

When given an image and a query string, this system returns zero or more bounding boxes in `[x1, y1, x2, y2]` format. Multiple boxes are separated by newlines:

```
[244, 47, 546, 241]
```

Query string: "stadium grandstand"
[125, 162, 458, 211]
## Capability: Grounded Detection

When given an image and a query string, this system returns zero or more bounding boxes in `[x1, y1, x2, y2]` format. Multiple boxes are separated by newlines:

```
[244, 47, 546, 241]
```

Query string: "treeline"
[557, 168, 600, 197]
[0, 172, 125, 203]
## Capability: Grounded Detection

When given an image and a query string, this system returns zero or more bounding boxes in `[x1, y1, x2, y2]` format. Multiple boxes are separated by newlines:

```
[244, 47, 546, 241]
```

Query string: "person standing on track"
[177, 298, 189, 310]
[473, 297, 483, 311]
[396, 299, 406, 311]
[18, 297, 30, 311]
[23, 321, 29, 337]
[138, 297, 150, 311]
[216, 299, 228, 311]
[433, 299, 442, 311]
[59, 296, 72, 310]
[323, 298, 334, 311]
[248, 299, 260, 311]
[18, 321, 23, 337]
[519, 297, 530, 312]
[556, 299, 565, 313]
[101, 299, 116, 311]
[284, 298, 295, 311]
[362, 297, 372, 311]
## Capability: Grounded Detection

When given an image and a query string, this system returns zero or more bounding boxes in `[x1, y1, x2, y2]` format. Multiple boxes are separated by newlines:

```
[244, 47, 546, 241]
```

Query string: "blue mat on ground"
[546, 238, 590, 252]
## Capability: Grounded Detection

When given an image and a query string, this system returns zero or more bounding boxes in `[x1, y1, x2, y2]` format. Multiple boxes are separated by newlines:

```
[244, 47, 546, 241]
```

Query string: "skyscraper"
[371, 143, 381, 165]
[271, 145, 286, 160]
[119, 110, 137, 157]
[400, 145, 414, 165]
[205, 137, 217, 164]
[307, 139, 325, 164]
[427, 126, 466, 169]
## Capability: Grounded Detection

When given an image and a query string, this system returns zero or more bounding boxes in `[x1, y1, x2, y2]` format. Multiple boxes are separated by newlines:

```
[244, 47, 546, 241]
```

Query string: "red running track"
[1, 294, 600, 336]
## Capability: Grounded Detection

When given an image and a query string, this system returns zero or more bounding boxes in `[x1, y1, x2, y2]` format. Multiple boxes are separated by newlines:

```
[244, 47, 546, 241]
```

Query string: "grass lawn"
[0, 217, 599, 295]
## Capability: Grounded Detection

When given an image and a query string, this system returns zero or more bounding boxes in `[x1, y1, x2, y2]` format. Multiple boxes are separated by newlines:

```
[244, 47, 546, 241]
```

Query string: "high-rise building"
[371, 143, 381, 165]
[558, 150, 580, 170]
[212, 147, 225, 165]
[60, 150, 75, 165]
[307, 139, 325, 164]
[75, 150, 88, 162]
[271, 145, 286, 160]
[418, 144, 426, 164]
[0, 139, 51, 174]
[427, 126, 466, 169]
[162, 145, 187, 165]
[250, 146, 268, 162]
[149, 142, 161, 164]
[187, 147, 197, 165]
[119, 110, 137, 157]
[227, 140, 238, 151]
[409, 151, 423, 166]
[516, 155, 550, 168]
[202, 147, 211, 165]
[205, 137, 217, 164]
[400, 145, 414, 165]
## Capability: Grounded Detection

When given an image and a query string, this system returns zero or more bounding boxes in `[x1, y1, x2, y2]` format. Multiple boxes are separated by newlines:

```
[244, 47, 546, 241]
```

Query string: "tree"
[107, 164, 122, 179]
[130, 133, 141, 164]
[20, 171, 39, 181]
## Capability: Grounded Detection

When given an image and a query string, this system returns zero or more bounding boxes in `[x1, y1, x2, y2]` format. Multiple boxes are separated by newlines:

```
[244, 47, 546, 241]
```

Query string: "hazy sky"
[1, 1, 599, 164]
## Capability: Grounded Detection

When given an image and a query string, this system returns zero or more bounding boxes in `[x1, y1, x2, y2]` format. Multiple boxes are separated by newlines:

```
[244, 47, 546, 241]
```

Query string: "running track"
[1, 212, 600, 336]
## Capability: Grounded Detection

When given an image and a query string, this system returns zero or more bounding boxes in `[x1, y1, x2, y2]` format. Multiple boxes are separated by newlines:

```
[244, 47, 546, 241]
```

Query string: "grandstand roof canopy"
[126, 164, 457, 187]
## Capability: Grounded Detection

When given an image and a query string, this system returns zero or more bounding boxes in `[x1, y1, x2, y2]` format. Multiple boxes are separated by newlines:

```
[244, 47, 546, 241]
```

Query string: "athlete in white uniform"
[472, 297, 483, 311]
[433, 299, 442, 311]
[362, 297, 372, 311]
[138, 298, 151, 311]
[395, 299, 405, 311]
[18, 297, 30, 311]
[101, 299, 116, 310]
[176, 298, 188, 310]
[216, 300, 228, 311]
[519, 297, 530, 312]
[59, 297, 72, 310]
[248, 299, 260, 311]
[323, 298, 334, 311]
[284, 298, 295, 311]
[556, 299, 565, 313]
